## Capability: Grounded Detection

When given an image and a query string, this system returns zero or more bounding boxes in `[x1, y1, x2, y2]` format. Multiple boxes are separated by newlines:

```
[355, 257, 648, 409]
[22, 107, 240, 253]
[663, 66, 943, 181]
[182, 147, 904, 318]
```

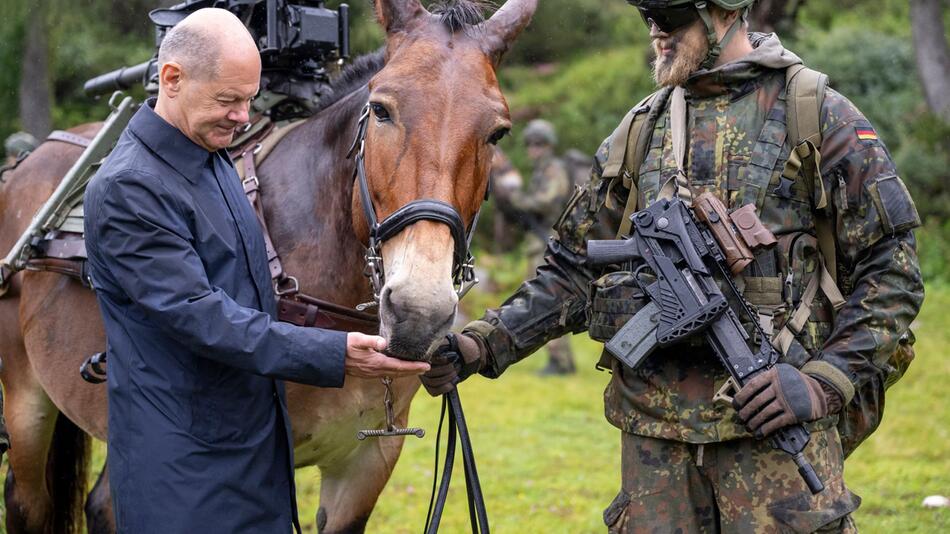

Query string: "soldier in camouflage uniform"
[506, 119, 577, 375]
[422, 0, 924, 532]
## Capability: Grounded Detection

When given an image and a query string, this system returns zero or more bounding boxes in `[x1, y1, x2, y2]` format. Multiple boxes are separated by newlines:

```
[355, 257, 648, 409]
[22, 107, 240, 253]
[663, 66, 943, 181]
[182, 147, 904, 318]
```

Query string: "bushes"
[497, 45, 659, 172]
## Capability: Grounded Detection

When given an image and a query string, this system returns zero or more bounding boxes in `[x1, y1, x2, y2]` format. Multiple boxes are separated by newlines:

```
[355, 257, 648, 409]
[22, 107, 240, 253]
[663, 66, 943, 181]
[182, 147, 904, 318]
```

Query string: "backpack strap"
[603, 87, 673, 238]
[772, 65, 845, 355]
[784, 64, 843, 306]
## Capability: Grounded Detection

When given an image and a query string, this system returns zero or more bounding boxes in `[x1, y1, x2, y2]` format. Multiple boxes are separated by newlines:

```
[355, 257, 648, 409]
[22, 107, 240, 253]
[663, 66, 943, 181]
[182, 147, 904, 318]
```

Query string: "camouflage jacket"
[507, 154, 573, 233]
[465, 34, 924, 443]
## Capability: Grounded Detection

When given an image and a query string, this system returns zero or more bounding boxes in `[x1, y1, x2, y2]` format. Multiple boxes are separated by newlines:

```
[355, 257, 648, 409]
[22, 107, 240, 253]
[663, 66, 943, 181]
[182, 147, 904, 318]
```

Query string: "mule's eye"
[370, 102, 391, 122]
[488, 127, 509, 145]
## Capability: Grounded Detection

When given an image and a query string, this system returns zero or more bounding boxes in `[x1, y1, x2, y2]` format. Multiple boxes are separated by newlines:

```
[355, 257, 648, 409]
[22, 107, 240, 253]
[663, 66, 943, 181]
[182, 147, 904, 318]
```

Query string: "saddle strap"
[23, 257, 91, 287]
[277, 294, 380, 334]
[238, 135, 381, 334]
[241, 153, 285, 280]
[46, 130, 92, 148]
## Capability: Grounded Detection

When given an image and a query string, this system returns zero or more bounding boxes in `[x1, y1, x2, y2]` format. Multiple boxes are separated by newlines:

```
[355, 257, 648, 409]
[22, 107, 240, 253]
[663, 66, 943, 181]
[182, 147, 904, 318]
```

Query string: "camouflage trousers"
[604, 428, 860, 533]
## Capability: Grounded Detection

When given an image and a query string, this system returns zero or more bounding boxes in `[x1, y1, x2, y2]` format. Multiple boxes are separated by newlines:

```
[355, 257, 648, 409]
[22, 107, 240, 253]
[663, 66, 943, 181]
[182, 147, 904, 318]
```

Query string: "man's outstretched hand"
[345, 332, 430, 378]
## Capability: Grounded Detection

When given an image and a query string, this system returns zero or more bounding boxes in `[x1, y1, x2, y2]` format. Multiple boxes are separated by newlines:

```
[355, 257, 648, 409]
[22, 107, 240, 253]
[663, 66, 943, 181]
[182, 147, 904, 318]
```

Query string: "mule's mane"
[430, 0, 490, 31]
[314, 48, 386, 113]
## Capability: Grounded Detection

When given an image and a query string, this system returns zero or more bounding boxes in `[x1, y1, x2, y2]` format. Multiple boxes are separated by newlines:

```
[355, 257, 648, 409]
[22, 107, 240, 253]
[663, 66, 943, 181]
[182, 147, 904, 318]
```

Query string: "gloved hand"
[733, 363, 843, 438]
[419, 333, 487, 396]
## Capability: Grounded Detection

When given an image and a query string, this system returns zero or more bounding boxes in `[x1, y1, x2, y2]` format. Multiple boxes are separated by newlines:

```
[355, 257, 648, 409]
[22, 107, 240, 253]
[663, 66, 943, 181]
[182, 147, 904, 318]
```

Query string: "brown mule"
[0, 1, 537, 533]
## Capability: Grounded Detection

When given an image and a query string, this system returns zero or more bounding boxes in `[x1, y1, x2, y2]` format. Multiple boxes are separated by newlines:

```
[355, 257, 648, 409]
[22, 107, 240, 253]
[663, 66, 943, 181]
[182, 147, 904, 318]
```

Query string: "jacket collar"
[683, 32, 802, 99]
[128, 98, 212, 184]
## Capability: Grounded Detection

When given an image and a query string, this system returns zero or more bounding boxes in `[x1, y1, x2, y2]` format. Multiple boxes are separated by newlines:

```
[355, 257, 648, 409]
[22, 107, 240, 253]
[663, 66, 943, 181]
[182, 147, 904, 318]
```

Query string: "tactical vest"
[597, 64, 915, 457]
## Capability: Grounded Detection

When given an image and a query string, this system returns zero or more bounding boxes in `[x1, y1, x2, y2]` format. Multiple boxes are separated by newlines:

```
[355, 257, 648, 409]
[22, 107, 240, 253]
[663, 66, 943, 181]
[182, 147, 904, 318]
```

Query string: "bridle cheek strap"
[349, 103, 483, 305]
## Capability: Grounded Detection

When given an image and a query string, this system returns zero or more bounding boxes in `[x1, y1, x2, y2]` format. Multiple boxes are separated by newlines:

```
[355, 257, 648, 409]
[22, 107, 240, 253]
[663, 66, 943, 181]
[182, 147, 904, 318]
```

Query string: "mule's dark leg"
[3, 381, 58, 534]
[86, 461, 115, 534]
[316, 434, 408, 534]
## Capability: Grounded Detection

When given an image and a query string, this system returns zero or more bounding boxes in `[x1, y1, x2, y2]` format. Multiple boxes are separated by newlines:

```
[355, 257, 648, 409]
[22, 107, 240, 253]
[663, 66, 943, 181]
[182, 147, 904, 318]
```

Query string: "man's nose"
[648, 20, 668, 39]
[229, 103, 250, 124]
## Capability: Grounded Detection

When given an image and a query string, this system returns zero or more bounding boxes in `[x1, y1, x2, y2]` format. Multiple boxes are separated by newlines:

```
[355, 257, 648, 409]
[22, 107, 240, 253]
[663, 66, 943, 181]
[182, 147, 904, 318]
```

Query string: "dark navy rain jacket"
[84, 100, 347, 533]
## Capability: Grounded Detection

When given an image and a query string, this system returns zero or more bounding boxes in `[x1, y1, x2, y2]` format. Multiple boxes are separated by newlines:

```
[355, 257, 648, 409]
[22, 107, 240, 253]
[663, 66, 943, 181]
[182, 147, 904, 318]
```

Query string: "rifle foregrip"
[587, 239, 637, 266]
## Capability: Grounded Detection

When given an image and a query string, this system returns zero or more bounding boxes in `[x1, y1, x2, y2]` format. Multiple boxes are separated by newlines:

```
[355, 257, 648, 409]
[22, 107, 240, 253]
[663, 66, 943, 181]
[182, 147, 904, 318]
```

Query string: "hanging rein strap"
[424, 338, 489, 534]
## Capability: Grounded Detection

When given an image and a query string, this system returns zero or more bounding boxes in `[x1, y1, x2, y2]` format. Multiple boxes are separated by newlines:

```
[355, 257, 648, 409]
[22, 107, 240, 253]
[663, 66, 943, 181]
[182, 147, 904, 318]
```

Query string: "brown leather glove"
[419, 333, 487, 396]
[733, 363, 844, 438]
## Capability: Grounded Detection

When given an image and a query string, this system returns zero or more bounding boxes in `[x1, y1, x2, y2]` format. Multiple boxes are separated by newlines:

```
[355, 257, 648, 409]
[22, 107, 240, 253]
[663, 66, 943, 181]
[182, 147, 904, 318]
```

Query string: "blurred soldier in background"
[489, 146, 524, 253]
[3, 132, 37, 166]
[506, 119, 576, 375]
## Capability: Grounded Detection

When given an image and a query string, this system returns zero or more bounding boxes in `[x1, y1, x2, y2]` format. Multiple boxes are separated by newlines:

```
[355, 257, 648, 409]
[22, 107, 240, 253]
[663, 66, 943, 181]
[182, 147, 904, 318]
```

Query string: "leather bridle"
[347, 104, 487, 310]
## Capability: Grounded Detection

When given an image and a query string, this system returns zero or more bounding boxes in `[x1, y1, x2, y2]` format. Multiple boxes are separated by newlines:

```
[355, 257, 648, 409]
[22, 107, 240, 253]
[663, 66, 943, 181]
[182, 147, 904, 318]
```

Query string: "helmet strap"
[696, 2, 748, 70]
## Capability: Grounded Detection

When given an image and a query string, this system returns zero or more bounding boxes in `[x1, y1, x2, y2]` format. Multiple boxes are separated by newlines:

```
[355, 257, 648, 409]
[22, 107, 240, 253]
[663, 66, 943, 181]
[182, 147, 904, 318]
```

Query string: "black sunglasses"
[634, 4, 701, 33]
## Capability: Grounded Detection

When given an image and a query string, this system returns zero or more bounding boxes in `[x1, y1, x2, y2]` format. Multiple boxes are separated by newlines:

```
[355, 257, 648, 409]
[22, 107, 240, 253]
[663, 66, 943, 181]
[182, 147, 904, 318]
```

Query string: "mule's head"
[354, 0, 537, 360]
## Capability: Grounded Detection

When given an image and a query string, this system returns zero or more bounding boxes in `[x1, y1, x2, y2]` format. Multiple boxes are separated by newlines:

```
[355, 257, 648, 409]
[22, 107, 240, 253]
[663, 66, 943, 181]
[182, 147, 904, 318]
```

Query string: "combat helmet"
[4, 132, 38, 159]
[626, 0, 755, 69]
[522, 119, 557, 147]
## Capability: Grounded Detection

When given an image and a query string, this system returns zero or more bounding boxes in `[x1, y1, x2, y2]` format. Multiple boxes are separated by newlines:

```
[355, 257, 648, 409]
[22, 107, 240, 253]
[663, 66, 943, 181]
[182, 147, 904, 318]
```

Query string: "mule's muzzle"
[379, 286, 456, 362]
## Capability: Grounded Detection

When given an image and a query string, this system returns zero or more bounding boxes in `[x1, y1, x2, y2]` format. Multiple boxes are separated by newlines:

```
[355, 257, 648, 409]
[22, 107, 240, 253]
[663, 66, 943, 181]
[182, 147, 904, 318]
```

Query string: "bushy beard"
[652, 26, 709, 87]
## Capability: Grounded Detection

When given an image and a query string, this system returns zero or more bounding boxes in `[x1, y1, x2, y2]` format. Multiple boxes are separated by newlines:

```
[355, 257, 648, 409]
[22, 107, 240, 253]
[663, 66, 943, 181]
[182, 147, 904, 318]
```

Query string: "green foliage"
[893, 114, 950, 222]
[497, 45, 658, 172]
[504, 0, 645, 64]
[0, 11, 25, 135]
[791, 24, 917, 155]
[915, 221, 950, 286]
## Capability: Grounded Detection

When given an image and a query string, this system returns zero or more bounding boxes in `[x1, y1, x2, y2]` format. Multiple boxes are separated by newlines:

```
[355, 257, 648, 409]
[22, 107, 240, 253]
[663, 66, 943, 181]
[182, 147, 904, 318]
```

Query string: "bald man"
[84, 9, 427, 533]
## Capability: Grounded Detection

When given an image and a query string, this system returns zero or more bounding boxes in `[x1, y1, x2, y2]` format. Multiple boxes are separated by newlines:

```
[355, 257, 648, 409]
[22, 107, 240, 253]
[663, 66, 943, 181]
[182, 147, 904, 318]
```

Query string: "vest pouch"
[588, 271, 649, 343]
[775, 232, 835, 364]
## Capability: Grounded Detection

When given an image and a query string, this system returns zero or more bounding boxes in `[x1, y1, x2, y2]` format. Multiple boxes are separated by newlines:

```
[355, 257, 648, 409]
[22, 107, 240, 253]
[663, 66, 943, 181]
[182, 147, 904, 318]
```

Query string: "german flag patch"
[855, 127, 878, 141]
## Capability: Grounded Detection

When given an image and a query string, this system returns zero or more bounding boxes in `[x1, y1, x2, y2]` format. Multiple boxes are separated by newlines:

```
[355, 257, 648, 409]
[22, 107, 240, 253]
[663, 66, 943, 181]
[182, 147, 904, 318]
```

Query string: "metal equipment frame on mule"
[0, 93, 135, 297]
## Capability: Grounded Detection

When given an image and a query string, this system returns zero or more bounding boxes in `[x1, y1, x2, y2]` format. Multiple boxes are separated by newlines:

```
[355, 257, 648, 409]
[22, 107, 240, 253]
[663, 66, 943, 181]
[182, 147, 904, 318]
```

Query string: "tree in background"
[748, 0, 803, 33]
[910, 0, 950, 122]
[18, 0, 52, 139]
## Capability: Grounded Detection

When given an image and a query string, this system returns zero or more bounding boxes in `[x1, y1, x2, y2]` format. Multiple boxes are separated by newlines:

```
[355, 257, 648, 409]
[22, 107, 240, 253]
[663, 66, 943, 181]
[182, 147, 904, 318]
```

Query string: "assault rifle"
[586, 194, 825, 494]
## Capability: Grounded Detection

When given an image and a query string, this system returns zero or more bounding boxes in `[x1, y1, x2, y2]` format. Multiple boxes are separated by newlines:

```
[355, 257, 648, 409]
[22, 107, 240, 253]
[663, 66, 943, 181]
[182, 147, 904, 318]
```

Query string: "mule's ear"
[478, 0, 539, 66]
[374, 0, 427, 34]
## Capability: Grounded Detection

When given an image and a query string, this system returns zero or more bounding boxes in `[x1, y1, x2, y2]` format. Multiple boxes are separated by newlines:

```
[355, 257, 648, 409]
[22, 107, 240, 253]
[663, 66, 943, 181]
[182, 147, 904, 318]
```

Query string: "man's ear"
[159, 62, 184, 97]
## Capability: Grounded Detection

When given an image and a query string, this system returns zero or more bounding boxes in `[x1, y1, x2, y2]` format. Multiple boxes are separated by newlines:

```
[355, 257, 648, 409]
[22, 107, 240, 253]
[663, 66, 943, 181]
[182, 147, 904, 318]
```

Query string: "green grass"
[2, 283, 947, 532]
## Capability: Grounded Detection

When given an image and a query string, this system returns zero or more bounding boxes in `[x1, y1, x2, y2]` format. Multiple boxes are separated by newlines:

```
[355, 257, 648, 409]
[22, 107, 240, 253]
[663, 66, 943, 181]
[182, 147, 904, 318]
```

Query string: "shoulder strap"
[784, 65, 843, 306]
[772, 65, 845, 353]
[785, 64, 826, 150]
[605, 87, 672, 238]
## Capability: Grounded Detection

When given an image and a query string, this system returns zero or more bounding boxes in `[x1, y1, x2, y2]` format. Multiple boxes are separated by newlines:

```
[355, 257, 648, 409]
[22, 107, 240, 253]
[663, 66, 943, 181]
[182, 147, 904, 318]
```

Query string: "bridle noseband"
[348, 103, 487, 309]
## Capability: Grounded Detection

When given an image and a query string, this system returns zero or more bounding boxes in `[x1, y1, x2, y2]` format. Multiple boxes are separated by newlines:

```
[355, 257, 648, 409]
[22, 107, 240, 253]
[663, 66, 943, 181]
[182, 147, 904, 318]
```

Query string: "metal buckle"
[274, 275, 299, 296]
[242, 175, 260, 191]
[362, 242, 384, 303]
[252, 143, 263, 155]
[455, 256, 479, 299]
